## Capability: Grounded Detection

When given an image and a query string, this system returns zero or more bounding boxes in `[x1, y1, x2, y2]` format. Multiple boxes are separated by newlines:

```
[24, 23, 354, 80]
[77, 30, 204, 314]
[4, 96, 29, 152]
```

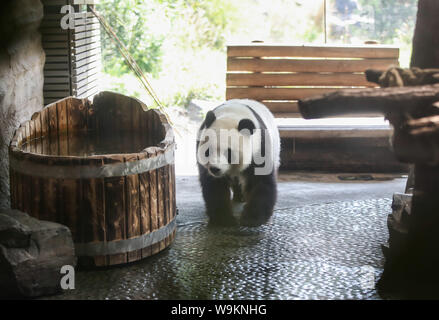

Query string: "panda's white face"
[197, 111, 258, 178]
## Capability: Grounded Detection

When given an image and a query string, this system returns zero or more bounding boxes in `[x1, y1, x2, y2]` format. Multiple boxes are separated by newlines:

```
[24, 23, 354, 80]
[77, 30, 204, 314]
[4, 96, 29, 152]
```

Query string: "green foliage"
[97, 0, 164, 77]
[98, 0, 419, 107]
[355, 0, 417, 44]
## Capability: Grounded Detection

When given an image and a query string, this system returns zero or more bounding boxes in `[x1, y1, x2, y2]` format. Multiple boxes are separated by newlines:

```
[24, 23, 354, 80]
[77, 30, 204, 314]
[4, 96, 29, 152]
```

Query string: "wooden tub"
[8, 91, 176, 267]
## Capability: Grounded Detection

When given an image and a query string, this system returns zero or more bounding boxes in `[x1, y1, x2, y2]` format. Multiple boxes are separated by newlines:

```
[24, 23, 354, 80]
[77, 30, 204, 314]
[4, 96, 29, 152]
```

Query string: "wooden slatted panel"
[42, 0, 100, 104]
[226, 44, 399, 118]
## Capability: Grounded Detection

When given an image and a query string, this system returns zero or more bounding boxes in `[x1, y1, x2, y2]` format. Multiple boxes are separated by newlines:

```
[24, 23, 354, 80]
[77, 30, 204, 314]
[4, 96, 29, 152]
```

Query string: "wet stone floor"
[45, 173, 407, 300]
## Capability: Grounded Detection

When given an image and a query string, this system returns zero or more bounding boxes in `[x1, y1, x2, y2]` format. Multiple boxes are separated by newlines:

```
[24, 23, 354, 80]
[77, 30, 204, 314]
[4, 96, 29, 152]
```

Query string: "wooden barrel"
[8, 91, 177, 267]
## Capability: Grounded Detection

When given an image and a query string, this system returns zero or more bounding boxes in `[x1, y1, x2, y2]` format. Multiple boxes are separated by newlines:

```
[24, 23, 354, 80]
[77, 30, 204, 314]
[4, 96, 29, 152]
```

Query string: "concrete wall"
[0, 0, 45, 209]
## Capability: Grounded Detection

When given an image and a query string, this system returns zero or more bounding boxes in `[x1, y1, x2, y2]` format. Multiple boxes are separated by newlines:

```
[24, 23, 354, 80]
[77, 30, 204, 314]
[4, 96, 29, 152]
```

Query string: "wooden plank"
[44, 84, 70, 91]
[138, 153, 152, 258]
[157, 164, 165, 251]
[104, 156, 127, 265]
[72, 60, 100, 76]
[72, 47, 101, 63]
[73, 22, 100, 33]
[262, 101, 299, 113]
[72, 41, 100, 54]
[43, 91, 70, 98]
[45, 56, 69, 63]
[163, 165, 170, 247]
[227, 44, 400, 59]
[148, 150, 160, 255]
[72, 73, 99, 91]
[73, 35, 100, 48]
[226, 72, 376, 87]
[81, 158, 106, 266]
[227, 58, 398, 73]
[71, 67, 99, 82]
[44, 48, 69, 56]
[73, 56, 100, 70]
[59, 177, 81, 241]
[124, 167, 142, 262]
[57, 100, 68, 156]
[67, 97, 87, 132]
[44, 76, 70, 84]
[73, 17, 98, 27]
[226, 87, 353, 101]
[42, 41, 69, 49]
[262, 101, 381, 118]
[41, 33, 69, 41]
[56, 99, 68, 133]
[72, 29, 100, 41]
[44, 62, 69, 70]
[278, 125, 392, 138]
[44, 70, 70, 77]
[74, 82, 99, 98]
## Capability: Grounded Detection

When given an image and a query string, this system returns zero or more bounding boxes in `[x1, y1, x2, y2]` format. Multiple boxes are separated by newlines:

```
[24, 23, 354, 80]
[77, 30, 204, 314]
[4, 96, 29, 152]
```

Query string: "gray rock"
[0, 209, 76, 298]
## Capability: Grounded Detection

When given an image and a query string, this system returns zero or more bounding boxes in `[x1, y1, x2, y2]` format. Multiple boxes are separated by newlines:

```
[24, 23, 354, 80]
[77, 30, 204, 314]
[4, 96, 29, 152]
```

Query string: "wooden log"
[298, 84, 439, 120]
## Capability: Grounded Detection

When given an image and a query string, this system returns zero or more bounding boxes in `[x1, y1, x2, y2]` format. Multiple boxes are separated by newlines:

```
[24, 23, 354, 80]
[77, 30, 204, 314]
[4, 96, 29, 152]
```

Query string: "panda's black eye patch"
[205, 148, 210, 158]
[227, 148, 232, 163]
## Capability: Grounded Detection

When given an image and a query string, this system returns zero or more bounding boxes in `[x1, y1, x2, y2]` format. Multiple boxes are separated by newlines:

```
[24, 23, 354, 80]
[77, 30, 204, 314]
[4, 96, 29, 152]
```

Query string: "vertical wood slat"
[80, 158, 106, 267]
[125, 155, 142, 262]
[138, 152, 152, 259]
[104, 156, 127, 266]
[149, 150, 160, 255]
[157, 163, 165, 251]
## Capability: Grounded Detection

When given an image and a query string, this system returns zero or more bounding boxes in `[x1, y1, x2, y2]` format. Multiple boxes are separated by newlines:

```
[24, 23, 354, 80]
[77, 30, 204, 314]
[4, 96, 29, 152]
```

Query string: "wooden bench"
[226, 43, 399, 120]
[226, 44, 407, 172]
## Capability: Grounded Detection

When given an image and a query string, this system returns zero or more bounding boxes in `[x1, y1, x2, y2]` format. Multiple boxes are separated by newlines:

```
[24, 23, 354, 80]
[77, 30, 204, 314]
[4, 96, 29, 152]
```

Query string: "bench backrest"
[226, 44, 399, 118]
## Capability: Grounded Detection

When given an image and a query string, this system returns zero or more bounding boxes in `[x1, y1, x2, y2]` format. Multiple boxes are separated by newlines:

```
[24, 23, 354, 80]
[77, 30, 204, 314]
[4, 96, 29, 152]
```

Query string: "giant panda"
[196, 99, 280, 227]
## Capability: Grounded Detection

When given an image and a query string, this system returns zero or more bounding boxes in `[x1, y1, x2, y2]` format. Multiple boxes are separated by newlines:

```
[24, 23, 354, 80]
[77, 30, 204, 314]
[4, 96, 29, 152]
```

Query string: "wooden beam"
[227, 72, 376, 87]
[227, 44, 399, 59]
[226, 87, 354, 101]
[227, 57, 398, 73]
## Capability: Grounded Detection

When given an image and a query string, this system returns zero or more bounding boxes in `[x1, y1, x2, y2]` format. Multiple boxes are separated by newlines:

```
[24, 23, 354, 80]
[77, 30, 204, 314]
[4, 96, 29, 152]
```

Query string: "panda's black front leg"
[198, 165, 236, 226]
[240, 174, 277, 227]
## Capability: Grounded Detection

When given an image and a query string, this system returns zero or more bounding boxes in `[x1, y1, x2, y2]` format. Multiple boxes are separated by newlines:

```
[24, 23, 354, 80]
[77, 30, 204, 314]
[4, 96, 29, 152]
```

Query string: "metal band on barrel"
[75, 217, 177, 257]
[9, 145, 174, 179]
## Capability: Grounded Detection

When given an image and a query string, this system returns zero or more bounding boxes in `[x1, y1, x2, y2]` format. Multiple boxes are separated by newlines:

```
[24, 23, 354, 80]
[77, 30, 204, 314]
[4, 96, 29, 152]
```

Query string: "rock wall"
[0, 0, 45, 209]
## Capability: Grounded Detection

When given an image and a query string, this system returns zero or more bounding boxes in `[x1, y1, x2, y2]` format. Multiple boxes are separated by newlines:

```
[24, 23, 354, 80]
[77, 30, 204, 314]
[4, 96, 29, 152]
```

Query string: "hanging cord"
[88, 5, 173, 126]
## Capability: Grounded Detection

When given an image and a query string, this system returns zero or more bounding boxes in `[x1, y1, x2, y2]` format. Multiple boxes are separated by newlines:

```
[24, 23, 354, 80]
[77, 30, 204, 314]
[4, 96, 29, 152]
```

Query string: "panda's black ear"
[204, 111, 216, 128]
[238, 118, 255, 135]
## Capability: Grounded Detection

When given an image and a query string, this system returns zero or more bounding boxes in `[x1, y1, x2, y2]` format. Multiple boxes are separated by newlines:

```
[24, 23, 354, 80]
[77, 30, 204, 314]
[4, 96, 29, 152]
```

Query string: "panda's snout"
[208, 166, 221, 176]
